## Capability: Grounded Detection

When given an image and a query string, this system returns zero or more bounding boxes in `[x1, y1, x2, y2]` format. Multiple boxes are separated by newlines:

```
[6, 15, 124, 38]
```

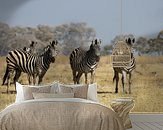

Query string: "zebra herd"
[2, 37, 136, 94]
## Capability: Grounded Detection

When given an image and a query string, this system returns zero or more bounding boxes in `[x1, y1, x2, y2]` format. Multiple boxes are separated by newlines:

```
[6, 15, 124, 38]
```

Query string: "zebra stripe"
[70, 39, 101, 84]
[123, 57, 136, 72]
[118, 57, 136, 73]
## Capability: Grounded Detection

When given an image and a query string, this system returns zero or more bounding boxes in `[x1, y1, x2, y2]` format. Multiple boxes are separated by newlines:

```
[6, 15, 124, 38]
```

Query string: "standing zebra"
[113, 37, 136, 94]
[70, 39, 101, 84]
[2, 41, 37, 86]
[2, 40, 58, 93]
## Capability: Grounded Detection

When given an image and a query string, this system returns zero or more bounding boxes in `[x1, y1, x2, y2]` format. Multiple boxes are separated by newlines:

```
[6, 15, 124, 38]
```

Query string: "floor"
[128, 114, 163, 130]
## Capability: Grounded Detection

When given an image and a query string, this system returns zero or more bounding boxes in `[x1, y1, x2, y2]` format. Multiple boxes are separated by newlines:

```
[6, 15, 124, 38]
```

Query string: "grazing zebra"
[2, 40, 58, 93]
[113, 37, 136, 94]
[70, 39, 101, 84]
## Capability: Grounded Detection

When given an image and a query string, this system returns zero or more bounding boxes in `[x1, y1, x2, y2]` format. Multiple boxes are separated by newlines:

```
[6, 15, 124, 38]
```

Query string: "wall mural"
[0, 0, 163, 114]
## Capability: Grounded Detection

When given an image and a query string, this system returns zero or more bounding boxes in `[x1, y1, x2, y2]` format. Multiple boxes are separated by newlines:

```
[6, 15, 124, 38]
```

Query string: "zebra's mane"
[87, 44, 99, 56]
[38, 45, 50, 56]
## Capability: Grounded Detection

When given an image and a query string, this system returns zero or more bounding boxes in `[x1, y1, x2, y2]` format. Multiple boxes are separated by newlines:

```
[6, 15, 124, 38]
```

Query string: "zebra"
[113, 37, 136, 94]
[2, 40, 58, 93]
[69, 39, 101, 84]
[2, 41, 38, 86]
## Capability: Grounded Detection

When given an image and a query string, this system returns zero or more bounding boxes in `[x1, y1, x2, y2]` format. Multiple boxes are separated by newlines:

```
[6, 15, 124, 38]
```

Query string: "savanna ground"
[0, 55, 163, 112]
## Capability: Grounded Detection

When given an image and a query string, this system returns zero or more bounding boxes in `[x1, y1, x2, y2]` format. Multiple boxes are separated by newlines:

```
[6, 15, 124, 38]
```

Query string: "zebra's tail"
[2, 65, 9, 85]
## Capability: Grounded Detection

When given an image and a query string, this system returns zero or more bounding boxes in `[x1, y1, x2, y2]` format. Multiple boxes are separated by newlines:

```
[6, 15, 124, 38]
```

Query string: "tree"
[102, 44, 113, 55]
[53, 23, 96, 55]
[35, 25, 54, 42]
[148, 38, 163, 55]
[134, 37, 149, 55]
[0, 22, 96, 56]
[0, 22, 16, 55]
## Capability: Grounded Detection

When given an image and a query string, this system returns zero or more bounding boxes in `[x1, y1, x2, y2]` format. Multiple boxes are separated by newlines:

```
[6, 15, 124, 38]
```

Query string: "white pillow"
[32, 93, 74, 99]
[15, 81, 59, 103]
[23, 85, 51, 100]
[58, 83, 88, 99]
[15, 82, 24, 103]
[57, 83, 98, 102]
[87, 83, 98, 102]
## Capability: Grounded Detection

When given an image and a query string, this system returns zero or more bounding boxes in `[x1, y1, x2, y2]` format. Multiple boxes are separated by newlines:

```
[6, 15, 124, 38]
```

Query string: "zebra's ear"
[126, 39, 128, 43]
[30, 41, 37, 48]
[126, 38, 132, 45]
[23, 47, 27, 51]
[128, 38, 131, 44]
[90, 42, 94, 49]
[49, 41, 52, 47]
[92, 40, 94, 44]
[51, 41, 54, 47]
[51, 40, 58, 47]
[132, 38, 135, 43]
[94, 39, 98, 45]
[30, 41, 34, 47]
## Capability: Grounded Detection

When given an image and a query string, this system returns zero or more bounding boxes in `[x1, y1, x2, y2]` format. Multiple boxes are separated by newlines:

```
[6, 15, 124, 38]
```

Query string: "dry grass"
[0, 55, 163, 112]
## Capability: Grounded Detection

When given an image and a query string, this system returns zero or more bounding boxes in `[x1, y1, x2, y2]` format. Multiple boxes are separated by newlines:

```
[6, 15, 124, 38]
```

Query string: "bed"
[0, 82, 127, 130]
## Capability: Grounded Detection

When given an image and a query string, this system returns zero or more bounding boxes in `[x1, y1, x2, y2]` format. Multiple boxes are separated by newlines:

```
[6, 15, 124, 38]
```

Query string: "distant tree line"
[0, 22, 163, 56]
[0, 22, 96, 56]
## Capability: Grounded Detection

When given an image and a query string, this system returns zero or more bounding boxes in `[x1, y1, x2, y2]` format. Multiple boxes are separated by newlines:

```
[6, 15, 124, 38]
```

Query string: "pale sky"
[0, 0, 163, 44]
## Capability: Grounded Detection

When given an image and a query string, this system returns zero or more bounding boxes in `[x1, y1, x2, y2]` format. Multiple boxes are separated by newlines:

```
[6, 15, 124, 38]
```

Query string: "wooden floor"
[128, 114, 163, 130]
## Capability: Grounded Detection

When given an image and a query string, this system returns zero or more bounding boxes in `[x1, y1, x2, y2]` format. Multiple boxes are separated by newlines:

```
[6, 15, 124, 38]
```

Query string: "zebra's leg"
[13, 70, 21, 83]
[72, 70, 77, 84]
[13, 70, 21, 92]
[91, 71, 95, 84]
[27, 74, 32, 85]
[121, 74, 125, 93]
[33, 74, 37, 85]
[84, 73, 88, 84]
[38, 72, 46, 85]
[38, 76, 43, 85]
[122, 71, 128, 94]
[2, 65, 9, 85]
[7, 76, 10, 94]
[115, 71, 119, 93]
[129, 73, 132, 94]
[6, 70, 14, 94]
[76, 72, 83, 84]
